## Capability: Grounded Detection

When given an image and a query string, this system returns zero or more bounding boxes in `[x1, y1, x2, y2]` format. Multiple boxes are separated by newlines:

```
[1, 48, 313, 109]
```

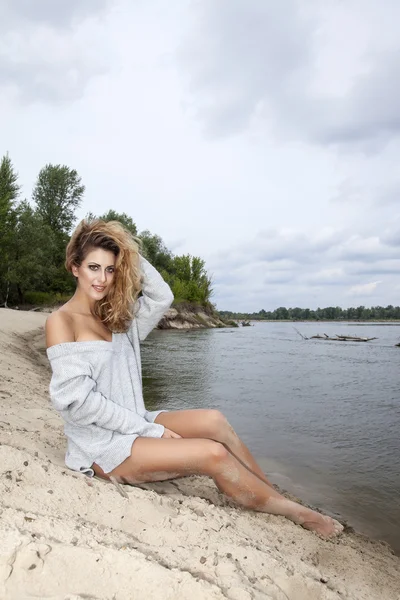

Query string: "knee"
[206, 409, 230, 439]
[202, 440, 230, 471]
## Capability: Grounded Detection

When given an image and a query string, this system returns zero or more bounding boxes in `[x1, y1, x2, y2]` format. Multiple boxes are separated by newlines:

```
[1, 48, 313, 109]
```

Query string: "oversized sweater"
[46, 256, 174, 476]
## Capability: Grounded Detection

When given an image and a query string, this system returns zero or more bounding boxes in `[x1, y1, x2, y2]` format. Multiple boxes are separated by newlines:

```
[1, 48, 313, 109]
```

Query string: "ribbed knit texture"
[46, 256, 174, 476]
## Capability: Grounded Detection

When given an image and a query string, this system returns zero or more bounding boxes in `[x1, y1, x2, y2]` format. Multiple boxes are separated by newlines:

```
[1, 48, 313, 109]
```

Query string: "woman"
[46, 219, 343, 537]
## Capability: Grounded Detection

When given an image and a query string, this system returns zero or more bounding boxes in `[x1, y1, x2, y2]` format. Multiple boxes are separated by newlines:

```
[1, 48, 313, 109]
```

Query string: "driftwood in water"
[310, 333, 378, 342]
[241, 320, 251, 327]
[293, 328, 378, 342]
[293, 327, 309, 340]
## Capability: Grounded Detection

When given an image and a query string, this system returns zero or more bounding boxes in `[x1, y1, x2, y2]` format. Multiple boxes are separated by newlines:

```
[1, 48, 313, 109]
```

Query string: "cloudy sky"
[2, 0, 399, 311]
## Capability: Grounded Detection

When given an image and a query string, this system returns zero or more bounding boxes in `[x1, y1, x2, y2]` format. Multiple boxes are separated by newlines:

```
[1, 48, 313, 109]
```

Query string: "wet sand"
[0, 308, 399, 599]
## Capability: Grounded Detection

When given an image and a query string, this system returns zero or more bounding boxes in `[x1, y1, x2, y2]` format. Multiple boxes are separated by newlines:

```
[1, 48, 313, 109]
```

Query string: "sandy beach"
[0, 309, 399, 600]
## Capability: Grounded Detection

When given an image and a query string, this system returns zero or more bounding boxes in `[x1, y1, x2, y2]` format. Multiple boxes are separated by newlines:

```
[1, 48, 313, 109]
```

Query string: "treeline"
[0, 154, 213, 308]
[220, 306, 400, 321]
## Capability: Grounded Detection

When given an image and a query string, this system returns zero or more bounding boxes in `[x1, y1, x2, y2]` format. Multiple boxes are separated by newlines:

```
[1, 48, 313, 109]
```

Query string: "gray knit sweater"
[46, 256, 174, 476]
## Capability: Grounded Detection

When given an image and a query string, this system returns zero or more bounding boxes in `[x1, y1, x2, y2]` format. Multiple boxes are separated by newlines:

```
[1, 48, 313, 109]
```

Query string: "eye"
[89, 265, 98, 271]
[107, 267, 115, 273]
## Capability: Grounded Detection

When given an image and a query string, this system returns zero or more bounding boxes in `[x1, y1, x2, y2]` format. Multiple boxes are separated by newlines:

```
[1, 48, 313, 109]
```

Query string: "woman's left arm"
[135, 255, 174, 341]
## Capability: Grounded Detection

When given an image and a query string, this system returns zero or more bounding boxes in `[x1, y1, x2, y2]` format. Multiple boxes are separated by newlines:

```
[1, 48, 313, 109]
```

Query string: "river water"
[141, 321, 400, 553]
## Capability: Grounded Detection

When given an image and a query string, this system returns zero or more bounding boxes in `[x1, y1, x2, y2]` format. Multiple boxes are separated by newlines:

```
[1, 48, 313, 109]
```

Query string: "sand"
[0, 308, 399, 600]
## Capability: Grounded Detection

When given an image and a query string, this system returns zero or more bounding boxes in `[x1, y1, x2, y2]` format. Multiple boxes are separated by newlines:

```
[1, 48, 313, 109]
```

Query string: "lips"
[93, 286, 106, 292]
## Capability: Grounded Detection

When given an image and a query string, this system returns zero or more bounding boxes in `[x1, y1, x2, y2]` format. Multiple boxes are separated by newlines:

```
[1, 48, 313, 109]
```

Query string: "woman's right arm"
[134, 255, 174, 341]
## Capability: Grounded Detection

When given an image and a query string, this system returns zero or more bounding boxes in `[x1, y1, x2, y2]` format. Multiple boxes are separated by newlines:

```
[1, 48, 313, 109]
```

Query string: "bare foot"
[298, 507, 344, 537]
[265, 497, 344, 538]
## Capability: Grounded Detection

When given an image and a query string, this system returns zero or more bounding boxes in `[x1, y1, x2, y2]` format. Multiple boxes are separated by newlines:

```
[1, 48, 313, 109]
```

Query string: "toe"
[333, 519, 344, 534]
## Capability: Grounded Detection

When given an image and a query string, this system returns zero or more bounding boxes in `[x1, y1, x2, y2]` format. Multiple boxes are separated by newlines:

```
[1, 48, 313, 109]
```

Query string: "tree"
[275, 307, 289, 320]
[290, 307, 303, 320]
[356, 305, 366, 320]
[168, 254, 213, 304]
[172, 254, 191, 282]
[0, 154, 20, 305]
[31, 164, 84, 295]
[100, 210, 138, 237]
[0, 153, 20, 216]
[139, 230, 173, 271]
[32, 164, 84, 234]
[6, 201, 59, 304]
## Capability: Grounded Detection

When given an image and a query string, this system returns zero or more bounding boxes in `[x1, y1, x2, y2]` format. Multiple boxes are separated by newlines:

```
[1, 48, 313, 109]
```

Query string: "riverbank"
[159, 304, 231, 330]
[0, 308, 399, 599]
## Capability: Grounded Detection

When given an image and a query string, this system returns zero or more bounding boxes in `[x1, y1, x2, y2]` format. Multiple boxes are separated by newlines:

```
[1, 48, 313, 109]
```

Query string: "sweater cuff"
[142, 422, 165, 438]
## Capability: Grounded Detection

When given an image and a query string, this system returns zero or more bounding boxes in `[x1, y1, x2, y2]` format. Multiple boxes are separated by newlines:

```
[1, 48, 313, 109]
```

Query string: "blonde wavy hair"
[66, 219, 142, 332]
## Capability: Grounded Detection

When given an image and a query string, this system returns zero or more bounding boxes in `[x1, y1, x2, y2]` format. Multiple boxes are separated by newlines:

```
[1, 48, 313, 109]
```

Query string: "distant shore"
[233, 319, 400, 324]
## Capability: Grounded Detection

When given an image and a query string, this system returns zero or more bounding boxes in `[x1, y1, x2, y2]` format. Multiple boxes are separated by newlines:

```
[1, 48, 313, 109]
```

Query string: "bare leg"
[155, 409, 275, 488]
[93, 437, 343, 537]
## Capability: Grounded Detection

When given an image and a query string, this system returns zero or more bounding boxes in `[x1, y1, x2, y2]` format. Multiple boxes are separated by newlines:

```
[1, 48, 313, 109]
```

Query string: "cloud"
[0, 1, 112, 103]
[209, 226, 398, 277]
[381, 227, 400, 247]
[263, 272, 295, 285]
[348, 261, 400, 276]
[207, 225, 399, 310]
[374, 182, 400, 207]
[330, 179, 365, 205]
[178, 0, 313, 139]
[178, 0, 400, 148]
[319, 51, 400, 146]
[0, 1, 110, 30]
[304, 268, 346, 286]
[334, 235, 381, 261]
[347, 281, 382, 297]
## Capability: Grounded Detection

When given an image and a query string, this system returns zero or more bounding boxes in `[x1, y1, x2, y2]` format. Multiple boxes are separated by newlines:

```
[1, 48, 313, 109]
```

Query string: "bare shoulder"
[45, 309, 75, 348]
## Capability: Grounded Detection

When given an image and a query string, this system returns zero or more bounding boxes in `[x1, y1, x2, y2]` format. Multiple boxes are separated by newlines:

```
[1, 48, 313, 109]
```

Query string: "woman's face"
[72, 247, 116, 300]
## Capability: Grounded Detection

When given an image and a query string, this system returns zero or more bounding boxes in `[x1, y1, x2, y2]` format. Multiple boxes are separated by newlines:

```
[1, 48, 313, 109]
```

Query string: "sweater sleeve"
[49, 354, 165, 437]
[135, 255, 174, 341]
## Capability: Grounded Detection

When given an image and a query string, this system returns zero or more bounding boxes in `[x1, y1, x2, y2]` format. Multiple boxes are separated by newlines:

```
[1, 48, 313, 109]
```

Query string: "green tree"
[139, 230, 173, 271]
[275, 307, 289, 320]
[0, 154, 20, 305]
[347, 306, 356, 320]
[33, 164, 84, 234]
[100, 209, 138, 237]
[168, 254, 213, 304]
[172, 254, 191, 282]
[385, 305, 395, 319]
[355, 305, 365, 320]
[31, 164, 84, 294]
[6, 202, 59, 304]
[290, 307, 303, 320]
[0, 153, 20, 216]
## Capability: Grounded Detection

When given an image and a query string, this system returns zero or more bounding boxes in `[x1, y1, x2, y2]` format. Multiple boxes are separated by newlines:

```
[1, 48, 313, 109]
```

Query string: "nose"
[99, 269, 107, 284]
